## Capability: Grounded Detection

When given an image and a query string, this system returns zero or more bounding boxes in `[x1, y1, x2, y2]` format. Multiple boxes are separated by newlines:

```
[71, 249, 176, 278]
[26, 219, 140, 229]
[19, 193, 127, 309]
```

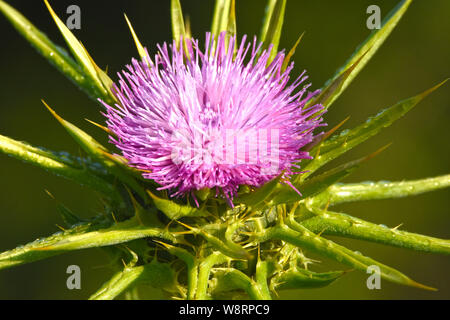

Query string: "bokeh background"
[0, 0, 448, 300]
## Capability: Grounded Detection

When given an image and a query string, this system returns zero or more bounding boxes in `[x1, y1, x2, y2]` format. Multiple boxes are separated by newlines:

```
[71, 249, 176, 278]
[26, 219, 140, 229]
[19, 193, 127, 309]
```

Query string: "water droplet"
[378, 224, 388, 228]
[354, 251, 362, 255]
[375, 109, 386, 117]
[71, 222, 86, 228]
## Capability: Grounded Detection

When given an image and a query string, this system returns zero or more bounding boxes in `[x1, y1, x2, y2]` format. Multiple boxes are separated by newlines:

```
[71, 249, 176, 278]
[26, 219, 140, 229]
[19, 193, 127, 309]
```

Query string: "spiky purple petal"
[101, 32, 325, 199]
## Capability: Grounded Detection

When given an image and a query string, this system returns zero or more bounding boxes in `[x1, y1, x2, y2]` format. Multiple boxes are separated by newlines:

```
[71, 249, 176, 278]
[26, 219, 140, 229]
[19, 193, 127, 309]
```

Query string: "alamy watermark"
[66, 5, 81, 30]
[66, 265, 81, 290]
[366, 5, 381, 30]
[366, 265, 381, 289]
[170, 128, 280, 175]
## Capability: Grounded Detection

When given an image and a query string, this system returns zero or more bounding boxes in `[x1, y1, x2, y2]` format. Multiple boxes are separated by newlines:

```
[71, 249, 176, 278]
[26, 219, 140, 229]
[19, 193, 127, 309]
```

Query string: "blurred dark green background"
[0, 0, 448, 299]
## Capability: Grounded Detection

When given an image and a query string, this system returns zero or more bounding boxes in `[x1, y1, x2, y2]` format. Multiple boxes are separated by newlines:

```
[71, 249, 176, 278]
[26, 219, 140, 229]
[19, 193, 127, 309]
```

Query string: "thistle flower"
[101, 32, 325, 201]
[0, 0, 449, 301]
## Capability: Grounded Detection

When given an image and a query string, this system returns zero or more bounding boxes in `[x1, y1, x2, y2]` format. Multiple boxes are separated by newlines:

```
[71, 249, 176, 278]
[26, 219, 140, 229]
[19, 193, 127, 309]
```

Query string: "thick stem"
[187, 262, 199, 300]
[255, 260, 272, 300]
[301, 210, 450, 255]
[312, 174, 450, 207]
[159, 243, 198, 300]
[196, 252, 228, 300]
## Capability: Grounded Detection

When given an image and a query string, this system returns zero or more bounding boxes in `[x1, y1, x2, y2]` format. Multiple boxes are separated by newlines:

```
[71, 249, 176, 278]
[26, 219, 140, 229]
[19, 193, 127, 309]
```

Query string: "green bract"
[0, 0, 448, 300]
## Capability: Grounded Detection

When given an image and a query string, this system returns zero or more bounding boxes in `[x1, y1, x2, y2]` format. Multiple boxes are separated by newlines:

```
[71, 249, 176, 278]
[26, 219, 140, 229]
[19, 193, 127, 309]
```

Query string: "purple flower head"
[101, 32, 325, 201]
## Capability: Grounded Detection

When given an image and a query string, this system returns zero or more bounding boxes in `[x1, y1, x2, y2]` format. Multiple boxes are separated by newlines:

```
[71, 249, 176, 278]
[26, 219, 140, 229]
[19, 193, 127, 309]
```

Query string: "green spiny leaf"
[212, 268, 271, 299]
[306, 51, 367, 110]
[0, 134, 120, 201]
[43, 101, 108, 155]
[210, 0, 236, 53]
[281, 32, 304, 72]
[178, 221, 249, 260]
[323, 0, 413, 107]
[85, 50, 117, 104]
[0, 1, 97, 97]
[90, 251, 177, 300]
[260, 0, 286, 64]
[211, 0, 232, 36]
[43, 101, 149, 201]
[301, 210, 450, 255]
[272, 268, 346, 290]
[141, 259, 178, 291]
[269, 223, 436, 291]
[195, 188, 212, 202]
[56, 203, 85, 227]
[43, 0, 111, 102]
[234, 175, 282, 208]
[259, 0, 275, 42]
[146, 190, 208, 220]
[211, 268, 251, 293]
[124, 13, 152, 68]
[273, 145, 389, 205]
[0, 216, 174, 271]
[297, 80, 448, 182]
[171, 0, 186, 46]
[303, 116, 350, 152]
[89, 264, 146, 300]
[227, 0, 237, 50]
[154, 241, 196, 267]
[228, 0, 236, 35]
[185, 15, 192, 39]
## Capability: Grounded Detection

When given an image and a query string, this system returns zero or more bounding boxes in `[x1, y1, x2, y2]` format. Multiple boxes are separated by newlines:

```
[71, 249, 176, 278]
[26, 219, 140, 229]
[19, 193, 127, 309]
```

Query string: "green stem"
[187, 263, 199, 300]
[0, 217, 174, 270]
[255, 260, 272, 300]
[196, 252, 228, 300]
[162, 245, 198, 300]
[300, 210, 450, 255]
[312, 174, 450, 207]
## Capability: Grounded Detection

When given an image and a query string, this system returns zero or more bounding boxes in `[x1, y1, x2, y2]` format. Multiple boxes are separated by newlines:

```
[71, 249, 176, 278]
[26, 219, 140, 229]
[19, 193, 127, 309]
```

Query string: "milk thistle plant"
[0, 0, 449, 300]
